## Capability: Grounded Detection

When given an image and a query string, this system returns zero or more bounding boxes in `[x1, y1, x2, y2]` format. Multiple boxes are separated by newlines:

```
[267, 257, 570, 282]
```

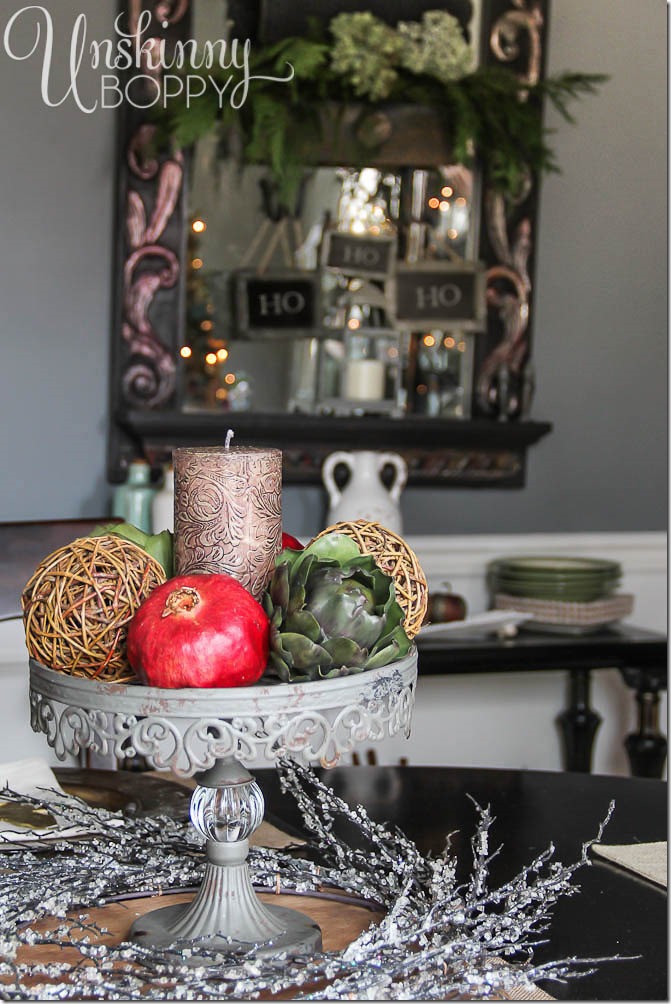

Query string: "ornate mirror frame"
[108, 0, 552, 488]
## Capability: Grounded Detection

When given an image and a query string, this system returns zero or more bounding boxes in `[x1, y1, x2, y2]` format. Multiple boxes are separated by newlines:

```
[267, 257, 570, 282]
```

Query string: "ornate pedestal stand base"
[132, 900, 320, 957]
[129, 758, 321, 955]
[29, 653, 416, 959]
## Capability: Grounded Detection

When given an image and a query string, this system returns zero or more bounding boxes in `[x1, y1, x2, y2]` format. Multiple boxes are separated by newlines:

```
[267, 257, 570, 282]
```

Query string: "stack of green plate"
[487, 556, 622, 603]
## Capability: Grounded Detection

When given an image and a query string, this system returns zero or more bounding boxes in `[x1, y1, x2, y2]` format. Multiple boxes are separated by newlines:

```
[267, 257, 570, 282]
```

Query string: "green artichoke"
[262, 532, 411, 682]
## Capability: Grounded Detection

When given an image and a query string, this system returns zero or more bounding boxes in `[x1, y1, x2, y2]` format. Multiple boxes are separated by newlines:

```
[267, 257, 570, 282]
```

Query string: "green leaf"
[303, 532, 361, 565]
[319, 663, 365, 680]
[289, 550, 319, 593]
[380, 590, 407, 634]
[369, 624, 411, 664]
[143, 530, 173, 577]
[364, 640, 399, 670]
[91, 523, 173, 577]
[270, 562, 291, 610]
[285, 610, 322, 643]
[268, 37, 328, 80]
[280, 633, 333, 672]
[92, 522, 148, 547]
[322, 637, 367, 668]
[268, 651, 292, 681]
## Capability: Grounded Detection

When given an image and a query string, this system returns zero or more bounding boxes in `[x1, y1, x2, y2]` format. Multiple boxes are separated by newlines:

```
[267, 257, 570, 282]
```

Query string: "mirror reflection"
[183, 158, 480, 420]
[180, 0, 484, 422]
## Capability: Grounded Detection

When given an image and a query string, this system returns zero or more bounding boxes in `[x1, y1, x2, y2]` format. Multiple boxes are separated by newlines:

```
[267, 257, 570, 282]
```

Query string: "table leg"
[557, 669, 601, 772]
[620, 667, 667, 779]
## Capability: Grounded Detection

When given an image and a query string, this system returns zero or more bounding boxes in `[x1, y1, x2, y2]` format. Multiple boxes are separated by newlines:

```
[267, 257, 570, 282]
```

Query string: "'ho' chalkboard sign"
[236, 270, 321, 335]
[390, 263, 486, 329]
[322, 231, 397, 280]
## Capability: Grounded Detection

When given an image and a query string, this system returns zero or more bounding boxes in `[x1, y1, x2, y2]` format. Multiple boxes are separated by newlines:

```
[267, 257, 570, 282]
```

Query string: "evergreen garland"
[159, 12, 606, 207]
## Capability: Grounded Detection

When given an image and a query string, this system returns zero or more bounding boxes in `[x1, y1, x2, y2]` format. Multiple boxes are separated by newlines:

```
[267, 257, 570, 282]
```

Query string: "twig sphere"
[22, 535, 166, 682]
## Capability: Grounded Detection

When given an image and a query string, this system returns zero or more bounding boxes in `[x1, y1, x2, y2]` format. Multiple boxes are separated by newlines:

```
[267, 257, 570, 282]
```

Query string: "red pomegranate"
[127, 574, 270, 689]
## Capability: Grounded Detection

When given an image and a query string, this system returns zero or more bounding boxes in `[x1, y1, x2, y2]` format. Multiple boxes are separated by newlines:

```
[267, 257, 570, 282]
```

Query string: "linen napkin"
[591, 841, 667, 888]
[0, 757, 92, 845]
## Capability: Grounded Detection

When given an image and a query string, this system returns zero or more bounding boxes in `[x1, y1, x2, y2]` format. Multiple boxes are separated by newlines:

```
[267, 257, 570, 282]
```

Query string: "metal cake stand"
[29, 652, 417, 956]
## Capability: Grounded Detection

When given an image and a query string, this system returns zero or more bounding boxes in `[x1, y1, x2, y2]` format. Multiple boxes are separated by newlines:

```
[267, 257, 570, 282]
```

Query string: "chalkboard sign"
[390, 263, 486, 329]
[236, 270, 321, 335]
[322, 231, 397, 279]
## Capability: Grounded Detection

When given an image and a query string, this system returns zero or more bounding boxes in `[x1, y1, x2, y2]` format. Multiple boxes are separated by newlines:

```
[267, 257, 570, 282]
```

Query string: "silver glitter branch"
[0, 765, 625, 1000]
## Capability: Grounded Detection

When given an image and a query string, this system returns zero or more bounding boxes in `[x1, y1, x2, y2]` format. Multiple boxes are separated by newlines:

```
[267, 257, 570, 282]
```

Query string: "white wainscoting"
[0, 617, 77, 768]
[365, 531, 667, 776]
[0, 532, 666, 776]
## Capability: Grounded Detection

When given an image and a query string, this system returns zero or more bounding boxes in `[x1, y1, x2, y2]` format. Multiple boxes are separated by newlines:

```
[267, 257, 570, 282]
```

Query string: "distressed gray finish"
[29, 654, 417, 774]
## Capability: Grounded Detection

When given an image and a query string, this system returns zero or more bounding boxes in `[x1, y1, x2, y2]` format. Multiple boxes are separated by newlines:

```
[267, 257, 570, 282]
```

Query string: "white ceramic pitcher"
[322, 450, 407, 534]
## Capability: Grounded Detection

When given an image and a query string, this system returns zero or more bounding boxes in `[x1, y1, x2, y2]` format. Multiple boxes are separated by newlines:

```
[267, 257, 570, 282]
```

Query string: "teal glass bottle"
[112, 459, 155, 534]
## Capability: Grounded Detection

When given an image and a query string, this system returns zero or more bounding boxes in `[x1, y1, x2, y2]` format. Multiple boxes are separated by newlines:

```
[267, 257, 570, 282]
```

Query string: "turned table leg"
[620, 667, 667, 779]
[557, 669, 602, 772]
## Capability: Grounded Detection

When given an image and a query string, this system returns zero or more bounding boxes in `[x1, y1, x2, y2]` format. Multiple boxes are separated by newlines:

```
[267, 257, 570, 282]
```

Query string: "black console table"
[416, 624, 667, 778]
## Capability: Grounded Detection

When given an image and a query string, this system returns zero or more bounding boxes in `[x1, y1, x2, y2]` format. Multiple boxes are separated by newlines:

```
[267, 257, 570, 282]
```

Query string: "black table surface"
[259, 765, 667, 1001]
[415, 623, 668, 676]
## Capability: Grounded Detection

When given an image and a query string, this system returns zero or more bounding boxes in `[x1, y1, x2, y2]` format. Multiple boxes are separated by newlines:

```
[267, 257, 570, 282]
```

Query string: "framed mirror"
[109, 0, 552, 487]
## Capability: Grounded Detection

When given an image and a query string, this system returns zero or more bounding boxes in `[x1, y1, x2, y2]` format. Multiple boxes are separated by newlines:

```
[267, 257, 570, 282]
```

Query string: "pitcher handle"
[377, 451, 408, 503]
[322, 451, 352, 507]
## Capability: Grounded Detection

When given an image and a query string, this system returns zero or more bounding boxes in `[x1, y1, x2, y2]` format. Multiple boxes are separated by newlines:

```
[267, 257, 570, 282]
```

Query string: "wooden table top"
[259, 764, 667, 1002]
[3, 764, 665, 1000]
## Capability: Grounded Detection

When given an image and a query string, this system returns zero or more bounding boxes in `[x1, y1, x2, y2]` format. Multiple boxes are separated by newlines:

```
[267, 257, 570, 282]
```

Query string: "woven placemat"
[495, 592, 634, 626]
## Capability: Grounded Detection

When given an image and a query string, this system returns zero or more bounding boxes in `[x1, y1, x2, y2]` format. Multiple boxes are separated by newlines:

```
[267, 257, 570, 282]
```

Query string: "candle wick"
[225, 429, 234, 449]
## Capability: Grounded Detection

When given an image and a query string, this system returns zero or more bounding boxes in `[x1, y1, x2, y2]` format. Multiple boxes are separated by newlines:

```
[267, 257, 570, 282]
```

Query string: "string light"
[428, 196, 440, 209]
[441, 186, 453, 198]
[216, 348, 229, 362]
[423, 333, 436, 348]
[179, 346, 192, 359]
[444, 335, 456, 349]
[192, 258, 203, 269]
[200, 320, 213, 332]
[192, 219, 207, 233]
[224, 372, 236, 385]
[205, 352, 217, 365]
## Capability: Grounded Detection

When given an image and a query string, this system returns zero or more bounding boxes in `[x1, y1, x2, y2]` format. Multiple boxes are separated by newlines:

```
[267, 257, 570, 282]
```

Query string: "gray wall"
[0, 0, 666, 535]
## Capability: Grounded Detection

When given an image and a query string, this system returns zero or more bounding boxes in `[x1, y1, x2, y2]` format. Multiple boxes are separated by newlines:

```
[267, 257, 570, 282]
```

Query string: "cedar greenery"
[159, 12, 606, 206]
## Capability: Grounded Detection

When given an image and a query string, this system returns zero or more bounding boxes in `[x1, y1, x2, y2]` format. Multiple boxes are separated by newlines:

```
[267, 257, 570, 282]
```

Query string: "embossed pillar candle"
[173, 445, 282, 600]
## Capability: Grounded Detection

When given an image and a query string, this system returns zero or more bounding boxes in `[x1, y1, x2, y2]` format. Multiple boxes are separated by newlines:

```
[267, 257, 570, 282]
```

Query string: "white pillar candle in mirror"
[344, 359, 385, 400]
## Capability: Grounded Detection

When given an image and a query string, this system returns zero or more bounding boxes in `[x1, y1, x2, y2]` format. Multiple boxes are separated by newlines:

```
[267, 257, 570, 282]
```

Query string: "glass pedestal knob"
[129, 758, 322, 955]
[29, 653, 417, 958]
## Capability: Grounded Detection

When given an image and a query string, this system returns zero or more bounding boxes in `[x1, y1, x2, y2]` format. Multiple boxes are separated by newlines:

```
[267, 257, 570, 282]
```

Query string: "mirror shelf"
[117, 410, 551, 487]
[109, 0, 552, 487]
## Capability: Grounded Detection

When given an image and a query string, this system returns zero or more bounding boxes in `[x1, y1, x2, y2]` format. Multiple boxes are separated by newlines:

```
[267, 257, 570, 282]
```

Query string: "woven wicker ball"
[22, 535, 166, 683]
[312, 520, 428, 639]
